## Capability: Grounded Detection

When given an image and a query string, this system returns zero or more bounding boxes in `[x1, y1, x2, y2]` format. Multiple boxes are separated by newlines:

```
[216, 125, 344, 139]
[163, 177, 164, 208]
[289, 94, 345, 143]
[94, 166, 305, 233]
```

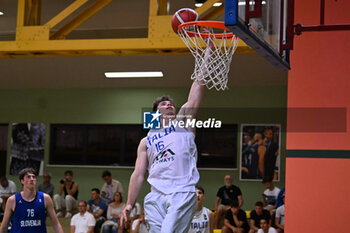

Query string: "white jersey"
[188, 207, 211, 233]
[146, 121, 200, 194]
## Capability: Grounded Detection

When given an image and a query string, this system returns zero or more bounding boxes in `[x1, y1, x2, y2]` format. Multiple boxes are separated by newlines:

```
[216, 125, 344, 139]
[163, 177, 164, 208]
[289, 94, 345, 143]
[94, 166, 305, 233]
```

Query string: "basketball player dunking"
[0, 168, 64, 233]
[120, 42, 213, 232]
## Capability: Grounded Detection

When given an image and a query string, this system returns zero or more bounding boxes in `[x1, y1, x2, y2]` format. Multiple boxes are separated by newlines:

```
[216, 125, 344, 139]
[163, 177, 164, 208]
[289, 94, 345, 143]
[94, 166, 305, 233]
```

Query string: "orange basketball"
[171, 8, 199, 33]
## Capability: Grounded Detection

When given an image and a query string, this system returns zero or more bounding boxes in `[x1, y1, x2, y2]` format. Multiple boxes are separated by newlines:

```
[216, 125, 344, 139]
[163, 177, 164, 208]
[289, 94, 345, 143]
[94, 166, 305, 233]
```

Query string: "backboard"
[225, 0, 292, 71]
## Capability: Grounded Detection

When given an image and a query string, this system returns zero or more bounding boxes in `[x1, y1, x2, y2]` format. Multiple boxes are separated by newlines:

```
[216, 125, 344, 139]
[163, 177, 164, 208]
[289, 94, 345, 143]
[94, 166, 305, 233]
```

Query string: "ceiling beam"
[0, 38, 251, 58]
[0, 0, 254, 58]
[44, 0, 88, 29]
[16, 0, 26, 27]
[27, 0, 42, 26]
[157, 0, 169, 15]
[195, 0, 222, 19]
[200, 4, 225, 20]
[50, 0, 113, 39]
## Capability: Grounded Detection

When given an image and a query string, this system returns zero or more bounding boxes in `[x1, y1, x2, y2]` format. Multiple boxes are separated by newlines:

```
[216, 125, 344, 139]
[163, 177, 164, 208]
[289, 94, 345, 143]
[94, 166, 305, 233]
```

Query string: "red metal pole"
[295, 24, 350, 32]
[320, 0, 325, 25]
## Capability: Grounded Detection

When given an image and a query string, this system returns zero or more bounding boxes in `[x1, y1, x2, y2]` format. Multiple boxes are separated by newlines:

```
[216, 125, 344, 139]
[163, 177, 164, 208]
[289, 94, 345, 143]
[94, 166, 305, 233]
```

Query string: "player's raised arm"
[120, 137, 148, 228]
[178, 38, 213, 123]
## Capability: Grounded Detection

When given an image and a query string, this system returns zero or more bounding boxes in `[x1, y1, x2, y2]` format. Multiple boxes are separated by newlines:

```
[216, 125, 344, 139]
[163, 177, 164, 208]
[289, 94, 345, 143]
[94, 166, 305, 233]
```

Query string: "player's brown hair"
[152, 96, 175, 111]
[19, 168, 37, 181]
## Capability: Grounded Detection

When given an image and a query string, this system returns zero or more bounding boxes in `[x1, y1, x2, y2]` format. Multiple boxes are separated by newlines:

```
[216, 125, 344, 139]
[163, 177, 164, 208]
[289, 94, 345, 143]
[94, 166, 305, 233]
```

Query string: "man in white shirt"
[101, 170, 124, 203]
[257, 218, 277, 233]
[262, 177, 280, 215]
[0, 176, 17, 212]
[70, 201, 96, 233]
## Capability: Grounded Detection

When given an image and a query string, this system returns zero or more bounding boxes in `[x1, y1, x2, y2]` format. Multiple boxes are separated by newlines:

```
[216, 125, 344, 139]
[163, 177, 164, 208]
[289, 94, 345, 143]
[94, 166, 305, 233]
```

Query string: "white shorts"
[144, 191, 197, 233]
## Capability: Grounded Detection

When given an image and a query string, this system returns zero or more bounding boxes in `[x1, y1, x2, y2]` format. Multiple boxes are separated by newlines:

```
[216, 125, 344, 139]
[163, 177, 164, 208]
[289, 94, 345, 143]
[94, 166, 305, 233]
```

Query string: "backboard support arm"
[294, 0, 350, 35]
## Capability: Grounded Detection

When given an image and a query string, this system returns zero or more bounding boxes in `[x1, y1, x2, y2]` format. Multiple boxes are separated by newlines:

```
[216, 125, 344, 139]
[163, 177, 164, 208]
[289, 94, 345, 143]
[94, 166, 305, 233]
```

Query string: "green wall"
[0, 86, 286, 210]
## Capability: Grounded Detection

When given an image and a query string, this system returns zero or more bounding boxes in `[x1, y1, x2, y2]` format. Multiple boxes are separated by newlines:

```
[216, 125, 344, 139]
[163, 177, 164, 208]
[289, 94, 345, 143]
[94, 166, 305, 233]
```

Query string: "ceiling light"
[104, 71, 164, 78]
[0, 12, 4, 16]
[195, 0, 206, 7]
[195, 1, 222, 7]
[238, 1, 266, 6]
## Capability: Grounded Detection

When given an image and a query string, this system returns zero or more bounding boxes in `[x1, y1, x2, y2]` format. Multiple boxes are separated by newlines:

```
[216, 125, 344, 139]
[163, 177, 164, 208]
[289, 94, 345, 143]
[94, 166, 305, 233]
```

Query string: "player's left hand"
[120, 204, 133, 228]
[201, 26, 214, 50]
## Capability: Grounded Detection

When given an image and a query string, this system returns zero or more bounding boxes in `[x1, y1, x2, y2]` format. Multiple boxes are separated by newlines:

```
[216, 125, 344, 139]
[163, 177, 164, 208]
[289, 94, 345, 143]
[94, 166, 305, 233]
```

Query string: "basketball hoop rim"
[178, 21, 235, 39]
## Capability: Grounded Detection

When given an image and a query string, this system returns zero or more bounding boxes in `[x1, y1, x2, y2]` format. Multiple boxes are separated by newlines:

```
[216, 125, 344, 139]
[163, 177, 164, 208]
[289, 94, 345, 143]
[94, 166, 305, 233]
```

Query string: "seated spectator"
[0, 176, 17, 212]
[130, 209, 148, 233]
[38, 172, 54, 198]
[54, 170, 78, 218]
[188, 186, 214, 233]
[258, 218, 277, 233]
[87, 188, 108, 233]
[275, 194, 285, 233]
[222, 200, 249, 233]
[101, 191, 125, 233]
[249, 202, 271, 233]
[214, 175, 243, 229]
[101, 170, 124, 203]
[70, 201, 96, 233]
[262, 176, 280, 216]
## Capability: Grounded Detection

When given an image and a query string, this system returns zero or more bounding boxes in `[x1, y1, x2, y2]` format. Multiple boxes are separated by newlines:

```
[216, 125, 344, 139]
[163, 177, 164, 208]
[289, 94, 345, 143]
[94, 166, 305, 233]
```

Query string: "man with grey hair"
[214, 175, 243, 229]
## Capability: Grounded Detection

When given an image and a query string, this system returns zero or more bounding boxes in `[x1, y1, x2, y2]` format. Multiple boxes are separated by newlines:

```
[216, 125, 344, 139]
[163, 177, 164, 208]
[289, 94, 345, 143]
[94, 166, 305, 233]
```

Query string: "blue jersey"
[11, 191, 47, 233]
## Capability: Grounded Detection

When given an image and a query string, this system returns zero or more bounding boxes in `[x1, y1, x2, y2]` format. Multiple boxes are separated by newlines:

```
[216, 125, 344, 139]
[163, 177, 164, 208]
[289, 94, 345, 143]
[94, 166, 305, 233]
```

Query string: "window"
[50, 124, 147, 166]
[196, 124, 238, 169]
[50, 124, 238, 168]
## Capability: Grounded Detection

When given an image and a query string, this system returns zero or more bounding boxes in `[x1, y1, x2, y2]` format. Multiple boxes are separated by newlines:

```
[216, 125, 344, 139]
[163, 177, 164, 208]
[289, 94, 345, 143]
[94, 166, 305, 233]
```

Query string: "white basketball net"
[178, 23, 239, 91]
